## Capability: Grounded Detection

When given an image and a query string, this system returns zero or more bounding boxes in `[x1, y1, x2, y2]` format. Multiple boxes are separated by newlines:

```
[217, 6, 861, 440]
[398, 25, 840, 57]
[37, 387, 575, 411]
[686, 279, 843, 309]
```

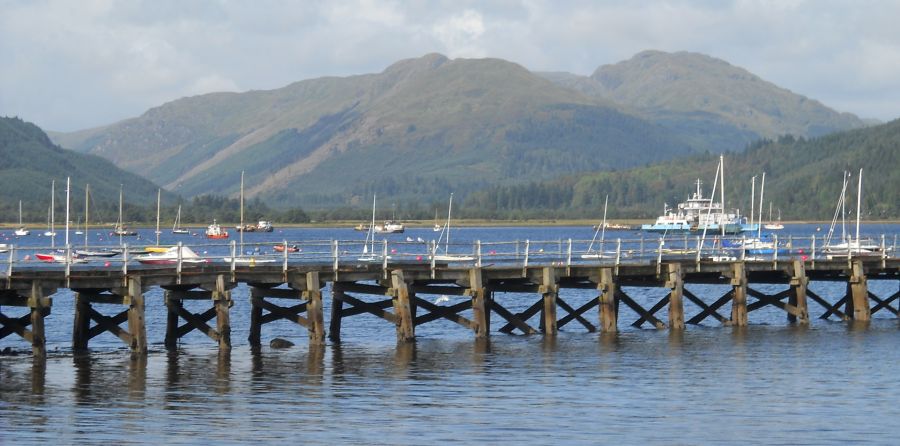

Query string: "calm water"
[2, 224, 899, 444]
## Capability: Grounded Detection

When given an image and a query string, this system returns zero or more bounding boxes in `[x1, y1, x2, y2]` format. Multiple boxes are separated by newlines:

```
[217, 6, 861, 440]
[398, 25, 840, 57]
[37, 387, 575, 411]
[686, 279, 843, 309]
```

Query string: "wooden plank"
[340, 298, 393, 317]
[214, 275, 231, 350]
[410, 284, 470, 296]
[868, 291, 900, 316]
[172, 306, 219, 341]
[86, 308, 132, 344]
[0, 311, 34, 341]
[248, 287, 263, 347]
[667, 263, 685, 330]
[127, 277, 148, 354]
[788, 259, 810, 324]
[616, 290, 665, 329]
[555, 296, 596, 332]
[541, 267, 558, 334]
[598, 267, 617, 333]
[329, 283, 345, 341]
[685, 289, 732, 325]
[72, 293, 90, 350]
[469, 268, 488, 338]
[307, 271, 325, 343]
[816, 294, 849, 320]
[338, 293, 399, 324]
[164, 292, 180, 349]
[29, 282, 47, 356]
[747, 288, 792, 312]
[849, 260, 870, 321]
[166, 290, 214, 300]
[489, 300, 538, 335]
[391, 270, 415, 341]
[632, 293, 669, 328]
[339, 282, 391, 296]
[498, 298, 543, 334]
[255, 298, 310, 327]
[730, 262, 748, 326]
[413, 298, 473, 328]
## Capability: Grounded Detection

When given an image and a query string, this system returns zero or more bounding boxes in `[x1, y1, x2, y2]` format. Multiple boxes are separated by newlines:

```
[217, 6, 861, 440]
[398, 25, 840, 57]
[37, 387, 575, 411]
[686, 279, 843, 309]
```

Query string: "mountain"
[0, 116, 171, 223]
[52, 51, 867, 209]
[461, 118, 900, 220]
[51, 54, 704, 206]
[540, 50, 866, 151]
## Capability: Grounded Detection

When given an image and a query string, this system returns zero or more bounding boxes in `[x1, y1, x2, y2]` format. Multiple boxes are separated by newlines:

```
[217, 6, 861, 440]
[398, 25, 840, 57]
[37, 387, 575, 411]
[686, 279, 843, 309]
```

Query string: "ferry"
[641, 179, 745, 234]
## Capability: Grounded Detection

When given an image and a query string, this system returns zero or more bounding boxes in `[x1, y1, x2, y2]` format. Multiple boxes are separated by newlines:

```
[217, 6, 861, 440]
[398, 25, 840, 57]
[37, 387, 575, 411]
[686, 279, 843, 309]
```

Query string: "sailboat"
[763, 202, 784, 230]
[14, 201, 29, 236]
[43, 180, 56, 238]
[75, 184, 116, 258]
[113, 185, 138, 237]
[223, 171, 274, 264]
[824, 169, 881, 259]
[172, 205, 190, 234]
[432, 193, 475, 262]
[358, 194, 382, 262]
[582, 194, 610, 259]
[37, 178, 85, 263]
[433, 209, 442, 232]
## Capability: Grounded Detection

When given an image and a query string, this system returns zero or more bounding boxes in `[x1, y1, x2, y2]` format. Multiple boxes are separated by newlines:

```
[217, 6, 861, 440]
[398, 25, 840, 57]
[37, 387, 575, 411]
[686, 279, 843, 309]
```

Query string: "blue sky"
[2, 0, 898, 131]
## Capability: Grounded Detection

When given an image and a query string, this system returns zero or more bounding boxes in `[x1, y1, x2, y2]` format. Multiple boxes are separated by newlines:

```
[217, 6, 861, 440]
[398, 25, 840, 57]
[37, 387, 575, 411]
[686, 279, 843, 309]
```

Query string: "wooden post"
[848, 259, 870, 321]
[788, 259, 809, 324]
[730, 262, 748, 326]
[541, 267, 558, 334]
[667, 263, 684, 330]
[72, 292, 90, 351]
[29, 282, 47, 357]
[329, 283, 345, 342]
[214, 275, 232, 350]
[164, 291, 179, 350]
[126, 277, 147, 354]
[391, 270, 415, 342]
[469, 268, 489, 338]
[598, 267, 617, 333]
[306, 271, 325, 344]
[248, 286, 263, 348]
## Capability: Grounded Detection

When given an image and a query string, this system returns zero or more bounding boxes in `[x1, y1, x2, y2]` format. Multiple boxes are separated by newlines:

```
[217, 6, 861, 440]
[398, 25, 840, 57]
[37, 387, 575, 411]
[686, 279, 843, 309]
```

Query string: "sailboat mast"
[750, 175, 756, 232]
[855, 168, 862, 249]
[65, 177, 70, 247]
[51, 180, 55, 249]
[600, 194, 609, 244]
[18, 200, 22, 226]
[446, 193, 454, 251]
[840, 172, 847, 242]
[240, 171, 244, 251]
[119, 184, 124, 245]
[85, 184, 90, 247]
[757, 172, 765, 240]
[719, 155, 725, 236]
[156, 188, 161, 246]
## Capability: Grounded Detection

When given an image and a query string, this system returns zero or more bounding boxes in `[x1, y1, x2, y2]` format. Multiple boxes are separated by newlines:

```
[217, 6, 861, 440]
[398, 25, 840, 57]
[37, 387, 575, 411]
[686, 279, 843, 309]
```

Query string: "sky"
[2, 0, 899, 132]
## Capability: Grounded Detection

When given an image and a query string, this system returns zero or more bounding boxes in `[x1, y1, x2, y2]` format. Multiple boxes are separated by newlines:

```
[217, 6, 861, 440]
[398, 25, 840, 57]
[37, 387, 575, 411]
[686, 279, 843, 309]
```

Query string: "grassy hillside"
[51, 54, 696, 206]
[541, 50, 865, 152]
[0, 116, 173, 223]
[460, 119, 900, 220]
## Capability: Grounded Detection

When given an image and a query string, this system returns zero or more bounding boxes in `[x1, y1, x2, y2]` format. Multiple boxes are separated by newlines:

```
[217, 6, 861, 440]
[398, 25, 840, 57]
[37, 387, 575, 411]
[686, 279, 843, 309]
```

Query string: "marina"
[1, 225, 897, 356]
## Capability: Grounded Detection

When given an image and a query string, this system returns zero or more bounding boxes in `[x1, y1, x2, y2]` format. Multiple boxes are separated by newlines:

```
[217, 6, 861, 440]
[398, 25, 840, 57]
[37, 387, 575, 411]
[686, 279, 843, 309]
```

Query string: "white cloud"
[2, 0, 900, 130]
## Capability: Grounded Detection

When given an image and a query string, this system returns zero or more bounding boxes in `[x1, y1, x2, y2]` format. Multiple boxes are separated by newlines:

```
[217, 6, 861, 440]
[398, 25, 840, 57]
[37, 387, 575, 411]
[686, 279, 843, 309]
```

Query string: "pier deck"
[1, 236, 898, 356]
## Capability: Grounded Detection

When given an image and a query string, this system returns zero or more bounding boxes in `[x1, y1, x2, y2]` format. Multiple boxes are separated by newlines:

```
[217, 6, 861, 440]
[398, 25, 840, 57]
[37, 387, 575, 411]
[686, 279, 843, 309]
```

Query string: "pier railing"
[2, 233, 897, 280]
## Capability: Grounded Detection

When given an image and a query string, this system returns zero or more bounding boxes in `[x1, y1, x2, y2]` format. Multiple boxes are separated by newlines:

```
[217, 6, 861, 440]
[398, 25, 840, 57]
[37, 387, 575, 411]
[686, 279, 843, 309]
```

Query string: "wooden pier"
[2, 250, 898, 356]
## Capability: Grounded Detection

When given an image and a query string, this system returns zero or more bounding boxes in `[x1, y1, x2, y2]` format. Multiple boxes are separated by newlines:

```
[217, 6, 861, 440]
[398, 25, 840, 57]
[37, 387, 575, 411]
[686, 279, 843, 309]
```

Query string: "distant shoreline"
[4, 219, 899, 230]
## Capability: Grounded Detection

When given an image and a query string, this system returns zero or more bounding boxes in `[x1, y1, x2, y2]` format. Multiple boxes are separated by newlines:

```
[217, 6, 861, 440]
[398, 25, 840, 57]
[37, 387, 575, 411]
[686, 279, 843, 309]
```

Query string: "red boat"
[36, 253, 86, 263]
[205, 220, 229, 239]
[273, 244, 300, 253]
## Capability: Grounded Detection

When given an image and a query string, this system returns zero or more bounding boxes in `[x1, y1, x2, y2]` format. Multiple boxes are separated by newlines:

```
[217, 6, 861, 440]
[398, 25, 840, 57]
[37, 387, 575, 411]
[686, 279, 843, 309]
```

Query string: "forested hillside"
[459, 119, 899, 220]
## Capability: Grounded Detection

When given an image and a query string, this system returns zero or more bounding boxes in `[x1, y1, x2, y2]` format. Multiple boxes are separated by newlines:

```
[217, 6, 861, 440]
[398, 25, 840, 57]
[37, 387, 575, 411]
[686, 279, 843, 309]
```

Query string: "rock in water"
[269, 338, 295, 349]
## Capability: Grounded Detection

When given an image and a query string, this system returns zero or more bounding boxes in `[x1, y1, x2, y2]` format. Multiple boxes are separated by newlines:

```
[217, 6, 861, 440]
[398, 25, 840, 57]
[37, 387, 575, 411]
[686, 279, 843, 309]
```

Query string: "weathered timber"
[848, 260, 870, 321]
[541, 267, 558, 334]
[730, 262, 748, 327]
[788, 260, 810, 324]
[469, 268, 488, 338]
[597, 268, 617, 333]
[391, 270, 415, 342]
[667, 263, 685, 330]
